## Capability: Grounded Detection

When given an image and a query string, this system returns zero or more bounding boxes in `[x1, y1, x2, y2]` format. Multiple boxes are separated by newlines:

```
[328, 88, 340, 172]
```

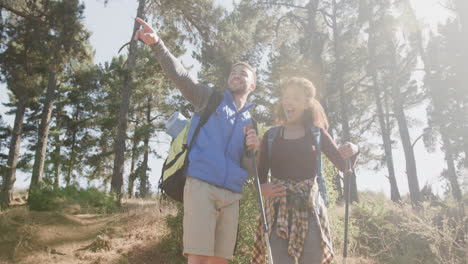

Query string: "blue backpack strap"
[311, 126, 329, 207]
[268, 125, 328, 206]
[267, 126, 280, 181]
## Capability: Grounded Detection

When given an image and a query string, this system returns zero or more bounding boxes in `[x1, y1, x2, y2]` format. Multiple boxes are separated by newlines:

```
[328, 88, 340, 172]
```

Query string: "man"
[134, 18, 259, 264]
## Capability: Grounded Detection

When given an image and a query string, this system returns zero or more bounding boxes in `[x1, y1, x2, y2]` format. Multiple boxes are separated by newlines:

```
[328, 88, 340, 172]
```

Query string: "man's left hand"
[244, 126, 259, 153]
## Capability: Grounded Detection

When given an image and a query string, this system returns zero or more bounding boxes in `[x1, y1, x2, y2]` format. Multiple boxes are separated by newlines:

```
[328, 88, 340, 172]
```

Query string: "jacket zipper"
[223, 111, 240, 186]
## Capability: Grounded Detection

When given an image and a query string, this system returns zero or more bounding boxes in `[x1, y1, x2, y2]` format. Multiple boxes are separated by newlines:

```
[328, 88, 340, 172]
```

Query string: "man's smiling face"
[227, 64, 255, 95]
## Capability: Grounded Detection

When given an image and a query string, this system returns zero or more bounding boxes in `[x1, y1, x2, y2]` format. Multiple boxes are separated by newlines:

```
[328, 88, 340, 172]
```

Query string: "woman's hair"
[275, 77, 329, 130]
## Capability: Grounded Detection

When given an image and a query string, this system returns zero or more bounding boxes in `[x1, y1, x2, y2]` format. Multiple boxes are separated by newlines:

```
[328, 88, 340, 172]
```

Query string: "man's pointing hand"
[134, 17, 159, 45]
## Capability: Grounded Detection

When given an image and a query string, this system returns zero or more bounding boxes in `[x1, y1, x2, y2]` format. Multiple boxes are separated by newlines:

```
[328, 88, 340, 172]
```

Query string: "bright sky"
[0, 0, 457, 197]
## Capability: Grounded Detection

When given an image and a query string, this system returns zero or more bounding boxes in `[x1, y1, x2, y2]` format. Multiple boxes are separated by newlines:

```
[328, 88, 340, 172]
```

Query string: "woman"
[251, 77, 359, 264]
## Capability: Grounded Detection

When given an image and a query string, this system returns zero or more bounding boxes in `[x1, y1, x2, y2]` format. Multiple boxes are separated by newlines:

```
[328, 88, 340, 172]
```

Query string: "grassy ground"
[0, 198, 176, 264]
[2, 191, 466, 263]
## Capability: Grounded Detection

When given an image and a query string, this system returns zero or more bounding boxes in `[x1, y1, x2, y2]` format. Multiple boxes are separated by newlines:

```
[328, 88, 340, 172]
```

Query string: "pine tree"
[0, 1, 47, 208]
[402, 0, 464, 201]
[110, 0, 146, 202]
[29, 0, 92, 190]
[363, 0, 401, 202]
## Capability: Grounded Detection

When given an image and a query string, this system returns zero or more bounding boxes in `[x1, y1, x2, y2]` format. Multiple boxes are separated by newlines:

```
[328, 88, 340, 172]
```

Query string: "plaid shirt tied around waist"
[250, 177, 334, 264]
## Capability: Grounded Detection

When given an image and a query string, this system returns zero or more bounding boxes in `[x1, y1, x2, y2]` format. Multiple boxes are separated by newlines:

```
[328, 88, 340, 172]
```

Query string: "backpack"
[159, 90, 224, 202]
[267, 125, 329, 206]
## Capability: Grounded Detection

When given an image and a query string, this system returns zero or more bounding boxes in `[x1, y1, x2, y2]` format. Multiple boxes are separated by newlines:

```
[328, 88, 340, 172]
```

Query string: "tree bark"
[367, 19, 401, 202]
[331, 0, 358, 202]
[139, 97, 151, 198]
[413, 26, 462, 202]
[454, 0, 468, 36]
[128, 109, 140, 198]
[53, 101, 62, 189]
[440, 130, 462, 201]
[464, 144, 468, 169]
[110, 0, 145, 202]
[304, 0, 326, 91]
[393, 92, 421, 204]
[66, 108, 79, 186]
[1, 99, 26, 209]
[389, 53, 420, 205]
[423, 53, 462, 201]
[374, 80, 400, 202]
[30, 72, 56, 189]
[128, 155, 137, 198]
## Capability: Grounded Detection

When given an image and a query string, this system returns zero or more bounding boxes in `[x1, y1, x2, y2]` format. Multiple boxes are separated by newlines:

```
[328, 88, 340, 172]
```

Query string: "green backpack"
[159, 91, 223, 202]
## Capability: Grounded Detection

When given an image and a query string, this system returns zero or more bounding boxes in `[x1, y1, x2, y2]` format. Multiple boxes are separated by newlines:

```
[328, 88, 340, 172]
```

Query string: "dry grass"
[0, 198, 177, 264]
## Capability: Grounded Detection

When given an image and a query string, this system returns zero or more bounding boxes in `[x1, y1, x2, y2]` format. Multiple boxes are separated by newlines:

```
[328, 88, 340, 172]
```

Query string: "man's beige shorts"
[183, 177, 242, 259]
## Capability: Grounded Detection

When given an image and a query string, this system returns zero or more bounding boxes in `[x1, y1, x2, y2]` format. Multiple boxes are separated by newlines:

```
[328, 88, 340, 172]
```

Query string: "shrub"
[232, 181, 260, 263]
[28, 185, 118, 214]
[158, 202, 185, 264]
[332, 192, 468, 264]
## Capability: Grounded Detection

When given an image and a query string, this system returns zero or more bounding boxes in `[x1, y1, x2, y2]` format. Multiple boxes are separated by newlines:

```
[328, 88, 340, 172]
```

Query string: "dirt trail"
[0, 199, 175, 264]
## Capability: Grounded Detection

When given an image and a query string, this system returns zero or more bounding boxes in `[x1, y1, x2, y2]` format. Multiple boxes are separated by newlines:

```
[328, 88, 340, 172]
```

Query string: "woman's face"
[281, 85, 308, 124]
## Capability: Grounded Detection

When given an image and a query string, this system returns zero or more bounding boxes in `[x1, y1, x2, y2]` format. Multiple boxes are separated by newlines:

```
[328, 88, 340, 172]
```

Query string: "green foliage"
[323, 154, 340, 207]
[153, 188, 468, 264]
[158, 203, 185, 264]
[28, 185, 118, 214]
[328, 192, 468, 264]
[232, 182, 260, 263]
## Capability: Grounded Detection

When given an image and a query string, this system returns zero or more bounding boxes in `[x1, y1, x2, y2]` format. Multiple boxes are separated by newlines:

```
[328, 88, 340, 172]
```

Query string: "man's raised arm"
[134, 17, 211, 112]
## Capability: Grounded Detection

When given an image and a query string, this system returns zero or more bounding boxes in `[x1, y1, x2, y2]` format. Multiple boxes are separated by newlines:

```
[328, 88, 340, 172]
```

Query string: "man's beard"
[228, 84, 248, 95]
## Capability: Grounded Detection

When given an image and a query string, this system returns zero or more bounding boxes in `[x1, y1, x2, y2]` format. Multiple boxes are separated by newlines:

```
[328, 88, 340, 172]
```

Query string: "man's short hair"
[231, 61, 256, 86]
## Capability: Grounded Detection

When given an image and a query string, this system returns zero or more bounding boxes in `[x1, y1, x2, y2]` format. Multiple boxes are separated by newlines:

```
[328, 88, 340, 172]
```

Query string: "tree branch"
[318, 8, 333, 28]
[0, 2, 48, 25]
[411, 132, 424, 149]
[255, 1, 307, 10]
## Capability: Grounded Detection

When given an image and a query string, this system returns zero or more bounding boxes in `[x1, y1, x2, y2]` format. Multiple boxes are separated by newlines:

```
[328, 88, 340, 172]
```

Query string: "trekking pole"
[251, 148, 274, 264]
[245, 125, 274, 264]
[343, 160, 352, 264]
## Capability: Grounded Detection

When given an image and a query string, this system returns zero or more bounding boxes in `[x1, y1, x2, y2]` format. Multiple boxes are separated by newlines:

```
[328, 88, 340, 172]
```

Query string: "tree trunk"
[110, 0, 146, 202]
[440, 130, 462, 201]
[455, 0, 468, 35]
[455, 0, 468, 170]
[304, 0, 326, 91]
[1, 99, 26, 209]
[375, 84, 400, 202]
[389, 55, 420, 205]
[415, 26, 463, 203]
[30, 72, 56, 189]
[66, 108, 79, 187]
[331, 0, 358, 202]
[383, 88, 401, 199]
[367, 20, 401, 202]
[53, 101, 62, 189]
[139, 97, 151, 198]
[464, 144, 468, 168]
[128, 155, 137, 198]
[128, 109, 140, 198]
[392, 91, 420, 204]
[425, 57, 463, 201]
